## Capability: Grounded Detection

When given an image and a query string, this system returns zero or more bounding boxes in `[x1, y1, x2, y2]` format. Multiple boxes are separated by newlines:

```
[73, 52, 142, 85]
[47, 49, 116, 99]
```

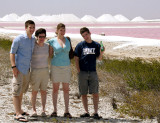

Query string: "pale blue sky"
[0, 0, 160, 19]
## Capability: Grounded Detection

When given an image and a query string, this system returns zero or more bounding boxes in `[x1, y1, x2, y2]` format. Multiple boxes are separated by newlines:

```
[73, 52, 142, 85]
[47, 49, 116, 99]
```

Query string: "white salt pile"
[97, 14, 118, 22]
[17, 13, 40, 22]
[131, 16, 145, 22]
[35, 14, 51, 21]
[1, 13, 19, 21]
[114, 14, 130, 22]
[81, 15, 97, 23]
[42, 14, 82, 23]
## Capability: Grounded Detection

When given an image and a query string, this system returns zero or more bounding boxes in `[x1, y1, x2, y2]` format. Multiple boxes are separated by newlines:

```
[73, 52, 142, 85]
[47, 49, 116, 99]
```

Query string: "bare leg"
[31, 91, 38, 113]
[52, 83, 60, 113]
[62, 83, 69, 113]
[13, 95, 21, 116]
[19, 93, 23, 114]
[40, 90, 47, 112]
[81, 95, 89, 113]
[92, 93, 99, 114]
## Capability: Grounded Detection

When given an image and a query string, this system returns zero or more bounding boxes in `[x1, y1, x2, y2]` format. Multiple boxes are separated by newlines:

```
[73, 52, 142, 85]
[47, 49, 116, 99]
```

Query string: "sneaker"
[80, 113, 90, 118]
[92, 113, 102, 119]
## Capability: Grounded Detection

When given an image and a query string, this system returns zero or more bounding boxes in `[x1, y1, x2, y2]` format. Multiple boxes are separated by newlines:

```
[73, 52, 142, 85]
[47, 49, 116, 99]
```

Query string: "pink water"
[0, 22, 160, 39]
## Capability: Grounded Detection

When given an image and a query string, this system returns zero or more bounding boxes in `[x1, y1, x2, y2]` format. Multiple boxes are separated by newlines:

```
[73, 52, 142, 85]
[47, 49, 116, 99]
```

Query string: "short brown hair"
[35, 28, 46, 37]
[55, 23, 65, 35]
[25, 20, 35, 28]
[80, 27, 90, 35]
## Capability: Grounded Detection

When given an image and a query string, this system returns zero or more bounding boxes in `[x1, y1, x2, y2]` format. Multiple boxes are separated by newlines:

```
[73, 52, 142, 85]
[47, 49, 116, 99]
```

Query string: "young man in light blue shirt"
[10, 20, 35, 122]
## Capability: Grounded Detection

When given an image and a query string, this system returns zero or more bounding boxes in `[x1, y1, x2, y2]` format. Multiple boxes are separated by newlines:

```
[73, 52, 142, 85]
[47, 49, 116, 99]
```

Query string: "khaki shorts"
[30, 68, 49, 91]
[12, 72, 30, 96]
[50, 65, 71, 83]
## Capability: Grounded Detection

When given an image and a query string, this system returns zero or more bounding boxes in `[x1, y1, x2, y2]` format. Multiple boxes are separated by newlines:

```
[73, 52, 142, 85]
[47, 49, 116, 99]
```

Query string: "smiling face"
[57, 27, 65, 36]
[37, 33, 46, 44]
[25, 24, 35, 36]
[81, 31, 91, 42]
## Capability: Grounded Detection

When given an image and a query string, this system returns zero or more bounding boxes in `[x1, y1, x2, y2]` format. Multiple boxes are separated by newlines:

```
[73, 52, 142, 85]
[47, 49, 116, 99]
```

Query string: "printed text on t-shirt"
[83, 48, 95, 55]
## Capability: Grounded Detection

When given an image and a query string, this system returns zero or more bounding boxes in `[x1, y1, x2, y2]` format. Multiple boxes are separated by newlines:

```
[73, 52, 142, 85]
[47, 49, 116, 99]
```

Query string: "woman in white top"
[30, 28, 49, 117]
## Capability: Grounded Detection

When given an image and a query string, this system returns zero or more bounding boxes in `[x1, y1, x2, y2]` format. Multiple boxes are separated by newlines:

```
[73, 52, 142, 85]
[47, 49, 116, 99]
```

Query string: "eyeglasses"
[38, 36, 46, 39]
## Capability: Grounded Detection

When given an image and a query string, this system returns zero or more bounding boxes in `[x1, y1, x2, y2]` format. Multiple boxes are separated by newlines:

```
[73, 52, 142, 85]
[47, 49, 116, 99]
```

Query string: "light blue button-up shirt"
[10, 32, 35, 74]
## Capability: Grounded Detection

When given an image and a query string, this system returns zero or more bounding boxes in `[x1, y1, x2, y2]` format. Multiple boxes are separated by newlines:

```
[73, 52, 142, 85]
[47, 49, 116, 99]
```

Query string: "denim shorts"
[78, 71, 99, 95]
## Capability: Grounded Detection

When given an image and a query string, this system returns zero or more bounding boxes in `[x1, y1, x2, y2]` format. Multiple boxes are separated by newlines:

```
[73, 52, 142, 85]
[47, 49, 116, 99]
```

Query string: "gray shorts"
[78, 71, 99, 95]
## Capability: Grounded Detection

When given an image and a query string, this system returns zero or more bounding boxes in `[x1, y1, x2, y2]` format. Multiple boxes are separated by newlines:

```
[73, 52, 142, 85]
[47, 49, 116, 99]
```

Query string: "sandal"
[41, 112, 47, 117]
[14, 116, 28, 122]
[80, 113, 90, 117]
[14, 112, 29, 116]
[50, 112, 57, 117]
[64, 112, 72, 118]
[22, 112, 29, 116]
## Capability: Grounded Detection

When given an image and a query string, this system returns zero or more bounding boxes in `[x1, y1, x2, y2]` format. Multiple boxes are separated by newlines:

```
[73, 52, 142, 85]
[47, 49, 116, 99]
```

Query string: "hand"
[12, 67, 19, 77]
[100, 46, 105, 54]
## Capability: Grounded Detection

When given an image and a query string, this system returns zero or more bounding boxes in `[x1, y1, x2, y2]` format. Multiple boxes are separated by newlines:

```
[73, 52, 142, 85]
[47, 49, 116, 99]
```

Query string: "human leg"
[31, 91, 38, 113]
[92, 93, 99, 114]
[40, 90, 47, 112]
[62, 83, 69, 113]
[52, 83, 60, 113]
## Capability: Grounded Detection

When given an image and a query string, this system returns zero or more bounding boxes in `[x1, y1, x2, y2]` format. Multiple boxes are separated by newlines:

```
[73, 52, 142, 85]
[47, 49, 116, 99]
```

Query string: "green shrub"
[0, 38, 12, 50]
[118, 91, 160, 119]
[98, 58, 160, 91]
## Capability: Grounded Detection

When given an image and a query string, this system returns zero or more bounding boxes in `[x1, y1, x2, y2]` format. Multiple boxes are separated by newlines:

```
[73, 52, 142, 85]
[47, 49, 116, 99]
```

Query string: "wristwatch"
[11, 66, 16, 69]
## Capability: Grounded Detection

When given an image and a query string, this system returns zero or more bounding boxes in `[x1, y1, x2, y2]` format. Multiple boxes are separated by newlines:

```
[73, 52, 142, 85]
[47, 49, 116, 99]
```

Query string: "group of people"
[10, 20, 105, 122]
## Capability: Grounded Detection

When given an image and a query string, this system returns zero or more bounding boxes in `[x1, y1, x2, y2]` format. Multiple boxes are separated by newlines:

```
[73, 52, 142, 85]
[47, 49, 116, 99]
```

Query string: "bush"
[0, 38, 12, 50]
[98, 58, 160, 91]
[118, 91, 160, 119]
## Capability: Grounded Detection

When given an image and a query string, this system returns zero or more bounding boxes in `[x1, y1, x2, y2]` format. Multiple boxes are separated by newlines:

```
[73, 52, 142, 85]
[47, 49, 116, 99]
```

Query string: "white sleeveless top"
[31, 43, 49, 69]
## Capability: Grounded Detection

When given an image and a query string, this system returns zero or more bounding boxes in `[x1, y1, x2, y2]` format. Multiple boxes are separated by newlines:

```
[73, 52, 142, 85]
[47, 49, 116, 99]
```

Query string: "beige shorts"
[12, 72, 30, 96]
[50, 65, 71, 83]
[30, 68, 49, 91]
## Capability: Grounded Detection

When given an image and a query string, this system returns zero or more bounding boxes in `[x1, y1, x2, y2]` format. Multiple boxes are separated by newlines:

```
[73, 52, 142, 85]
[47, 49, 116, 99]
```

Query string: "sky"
[0, 0, 160, 20]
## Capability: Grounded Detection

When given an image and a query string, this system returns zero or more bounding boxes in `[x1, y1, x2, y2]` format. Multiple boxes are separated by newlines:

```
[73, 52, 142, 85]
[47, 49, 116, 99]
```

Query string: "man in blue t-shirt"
[74, 27, 105, 119]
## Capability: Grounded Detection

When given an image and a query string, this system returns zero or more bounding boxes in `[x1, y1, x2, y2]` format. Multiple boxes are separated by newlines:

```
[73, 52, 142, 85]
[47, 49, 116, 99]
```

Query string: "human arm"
[74, 56, 80, 73]
[49, 45, 54, 58]
[10, 53, 19, 77]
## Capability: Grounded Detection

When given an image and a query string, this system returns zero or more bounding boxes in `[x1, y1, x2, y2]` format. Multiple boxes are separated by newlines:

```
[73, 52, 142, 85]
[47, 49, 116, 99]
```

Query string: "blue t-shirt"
[10, 33, 35, 74]
[47, 37, 71, 66]
[74, 41, 100, 71]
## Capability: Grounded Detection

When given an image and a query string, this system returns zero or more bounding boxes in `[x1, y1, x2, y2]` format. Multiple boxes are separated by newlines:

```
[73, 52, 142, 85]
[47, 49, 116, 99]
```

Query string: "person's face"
[81, 31, 91, 41]
[25, 24, 35, 35]
[37, 33, 46, 44]
[57, 27, 65, 36]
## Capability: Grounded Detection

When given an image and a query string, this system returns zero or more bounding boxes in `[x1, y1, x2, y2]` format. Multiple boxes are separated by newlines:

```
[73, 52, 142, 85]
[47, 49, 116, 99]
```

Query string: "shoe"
[14, 116, 28, 122]
[50, 112, 57, 117]
[31, 112, 38, 117]
[92, 113, 102, 119]
[41, 112, 47, 117]
[80, 113, 90, 118]
[64, 112, 72, 118]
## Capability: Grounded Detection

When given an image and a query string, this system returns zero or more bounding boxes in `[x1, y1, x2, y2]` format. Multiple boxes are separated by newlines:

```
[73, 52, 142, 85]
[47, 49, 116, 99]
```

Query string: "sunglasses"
[38, 36, 46, 38]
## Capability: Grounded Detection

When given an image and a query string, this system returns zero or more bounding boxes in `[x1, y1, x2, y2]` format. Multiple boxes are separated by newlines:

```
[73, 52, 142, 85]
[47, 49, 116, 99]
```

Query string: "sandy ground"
[0, 34, 159, 122]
